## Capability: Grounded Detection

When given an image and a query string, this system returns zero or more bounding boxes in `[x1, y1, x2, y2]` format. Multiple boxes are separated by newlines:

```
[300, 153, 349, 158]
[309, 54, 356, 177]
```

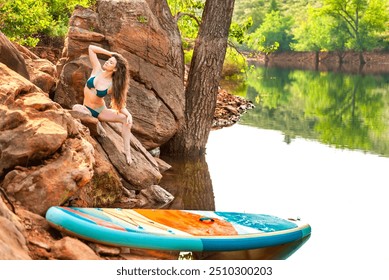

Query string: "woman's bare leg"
[98, 108, 133, 164]
[72, 104, 91, 115]
[122, 122, 133, 164]
[72, 104, 107, 136]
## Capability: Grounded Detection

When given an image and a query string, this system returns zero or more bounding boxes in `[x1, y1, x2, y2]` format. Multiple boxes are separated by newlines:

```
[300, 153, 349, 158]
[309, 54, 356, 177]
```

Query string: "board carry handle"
[199, 217, 215, 224]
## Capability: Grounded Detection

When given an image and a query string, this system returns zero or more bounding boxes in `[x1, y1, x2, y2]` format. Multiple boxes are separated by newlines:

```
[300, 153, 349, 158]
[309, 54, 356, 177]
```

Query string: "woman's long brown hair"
[111, 53, 129, 111]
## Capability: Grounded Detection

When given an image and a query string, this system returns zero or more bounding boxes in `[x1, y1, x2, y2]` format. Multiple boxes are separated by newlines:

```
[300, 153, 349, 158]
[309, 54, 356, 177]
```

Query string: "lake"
[205, 125, 389, 278]
[160, 65, 389, 276]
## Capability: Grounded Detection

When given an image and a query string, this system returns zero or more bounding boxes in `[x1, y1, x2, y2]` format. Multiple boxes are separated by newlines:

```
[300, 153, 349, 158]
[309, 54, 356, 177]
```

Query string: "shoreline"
[251, 51, 389, 75]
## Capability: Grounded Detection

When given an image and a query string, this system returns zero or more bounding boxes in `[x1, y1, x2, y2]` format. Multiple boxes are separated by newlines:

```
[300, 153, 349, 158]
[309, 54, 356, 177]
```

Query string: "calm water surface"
[161, 66, 389, 276]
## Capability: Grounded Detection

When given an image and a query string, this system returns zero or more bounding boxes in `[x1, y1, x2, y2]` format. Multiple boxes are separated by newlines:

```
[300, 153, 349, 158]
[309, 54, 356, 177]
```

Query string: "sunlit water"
[159, 66, 388, 276]
[206, 124, 389, 265]
[203, 65, 389, 277]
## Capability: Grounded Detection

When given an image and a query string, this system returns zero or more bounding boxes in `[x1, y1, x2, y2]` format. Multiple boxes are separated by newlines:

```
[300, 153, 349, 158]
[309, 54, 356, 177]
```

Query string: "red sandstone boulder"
[55, 0, 185, 150]
[0, 32, 30, 79]
[0, 199, 31, 259]
[0, 62, 166, 215]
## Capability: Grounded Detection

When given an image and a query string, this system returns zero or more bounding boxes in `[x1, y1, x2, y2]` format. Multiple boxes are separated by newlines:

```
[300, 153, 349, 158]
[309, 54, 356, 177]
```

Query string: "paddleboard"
[45, 206, 311, 252]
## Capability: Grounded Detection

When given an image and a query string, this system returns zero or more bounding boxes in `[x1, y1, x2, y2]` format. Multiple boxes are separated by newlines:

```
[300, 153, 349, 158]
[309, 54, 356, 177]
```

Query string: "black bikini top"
[86, 75, 110, 98]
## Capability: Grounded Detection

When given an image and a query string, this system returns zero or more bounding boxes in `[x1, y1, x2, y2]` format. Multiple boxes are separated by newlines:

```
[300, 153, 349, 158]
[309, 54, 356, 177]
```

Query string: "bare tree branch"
[174, 12, 201, 26]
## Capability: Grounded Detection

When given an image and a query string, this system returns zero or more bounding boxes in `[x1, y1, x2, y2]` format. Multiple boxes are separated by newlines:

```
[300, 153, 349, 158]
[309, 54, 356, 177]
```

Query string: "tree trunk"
[336, 51, 343, 65]
[314, 51, 319, 71]
[359, 51, 366, 65]
[161, 0, 235, 157]
[159, 156, 215, 210]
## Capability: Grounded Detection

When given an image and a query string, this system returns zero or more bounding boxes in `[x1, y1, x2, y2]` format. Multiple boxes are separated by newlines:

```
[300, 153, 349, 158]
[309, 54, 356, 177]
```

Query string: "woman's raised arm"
[88, 45, 114, 74]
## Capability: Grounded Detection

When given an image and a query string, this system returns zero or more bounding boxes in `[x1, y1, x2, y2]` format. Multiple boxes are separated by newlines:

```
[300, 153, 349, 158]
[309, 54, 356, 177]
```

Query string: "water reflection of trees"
[241, 66, 389, 156]
[159, 155, 215, 211]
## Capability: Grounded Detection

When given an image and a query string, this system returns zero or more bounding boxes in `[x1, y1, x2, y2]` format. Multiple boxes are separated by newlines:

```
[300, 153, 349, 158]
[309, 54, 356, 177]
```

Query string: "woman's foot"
[124, 148, 133, 165]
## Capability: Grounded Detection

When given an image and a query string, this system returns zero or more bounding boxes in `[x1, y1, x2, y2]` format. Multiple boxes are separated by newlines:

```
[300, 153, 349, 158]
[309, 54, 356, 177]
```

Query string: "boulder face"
[0, 32, 30, 80]
[0, 2, 181, 258]
[0, 64, 95, 215]
[0, 60, 166, 215]
[0, 7, 174, 218]
[0, 199, 31, 260]
[55, 0, 185, 150]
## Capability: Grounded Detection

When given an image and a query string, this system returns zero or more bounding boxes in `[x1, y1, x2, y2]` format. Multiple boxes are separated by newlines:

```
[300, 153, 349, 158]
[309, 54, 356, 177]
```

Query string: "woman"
[74, 45, 133, 164]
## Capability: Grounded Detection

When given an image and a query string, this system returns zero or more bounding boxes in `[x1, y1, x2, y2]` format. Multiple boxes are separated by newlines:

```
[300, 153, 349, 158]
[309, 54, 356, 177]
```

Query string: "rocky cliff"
[55, 1, 185, 150]
[0, 0, 181, 260]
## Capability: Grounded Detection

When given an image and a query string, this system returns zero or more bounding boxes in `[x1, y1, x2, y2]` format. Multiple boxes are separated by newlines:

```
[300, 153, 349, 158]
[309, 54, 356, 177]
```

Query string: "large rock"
[97, 122, 162, 190]
[0, 64, 94, 215]
[13, 43, 58, 96]
[1, 48, 170, 215]
[0, 32, 30, 79]
[0, 11, 178, 259]
[51, 237, 100, 260]
[0, 199, 31, 259]
[0, 64, 79, 177]
[25, 58, 57, 96]
[0, 62, 168, 215]
[3, 137, 95, 216]
[54, 0, 185, 149]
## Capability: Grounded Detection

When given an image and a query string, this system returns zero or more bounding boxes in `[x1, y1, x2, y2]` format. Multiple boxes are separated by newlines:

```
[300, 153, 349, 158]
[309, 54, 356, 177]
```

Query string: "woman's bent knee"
[72, 104, 91, 116]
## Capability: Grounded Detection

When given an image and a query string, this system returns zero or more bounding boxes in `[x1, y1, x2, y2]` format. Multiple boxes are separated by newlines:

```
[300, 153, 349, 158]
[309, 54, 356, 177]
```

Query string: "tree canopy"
[2, 0, 387, 53]
[237, 0, 389, 52]
[0, 0, 93, 46]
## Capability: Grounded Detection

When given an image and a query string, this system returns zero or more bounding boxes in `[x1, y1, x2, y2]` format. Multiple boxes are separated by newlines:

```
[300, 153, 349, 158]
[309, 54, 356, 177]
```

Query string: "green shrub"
[222, 47, 248, 78]
[0, 0, 52, 46]
[0, 0, 94, 46]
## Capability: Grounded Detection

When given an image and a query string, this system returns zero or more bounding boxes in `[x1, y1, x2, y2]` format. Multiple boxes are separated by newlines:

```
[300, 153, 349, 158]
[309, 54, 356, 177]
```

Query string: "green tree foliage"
[233, 0, 267, 33]
[293, 7, 328, 52]
[292, 6, 349, 53]
[321, 0, 389, 52]
[0, 0, 93, 46]
[234, 0, 389, 53]
[243, 66, 389, 154]
[168, 0, 252, 48]
[167, 0, 204, 49]
[248, 11, 294, 53]
[268, 0, 279, 13]
[229, 18, 253, 45]
[0, 0, 52, 46]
